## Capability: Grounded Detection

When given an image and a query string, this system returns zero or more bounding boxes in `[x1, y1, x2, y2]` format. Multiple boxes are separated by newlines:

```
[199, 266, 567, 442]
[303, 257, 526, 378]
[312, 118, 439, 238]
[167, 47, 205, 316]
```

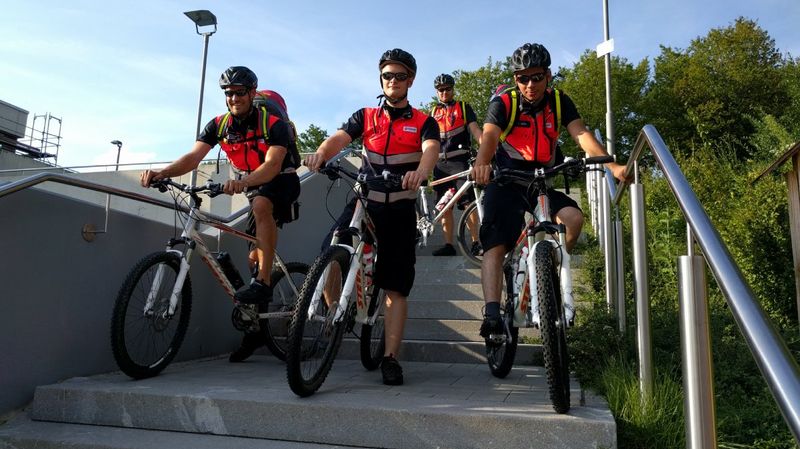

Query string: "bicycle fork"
[519, 227, 576, 328]
[144, 248, 191, 319]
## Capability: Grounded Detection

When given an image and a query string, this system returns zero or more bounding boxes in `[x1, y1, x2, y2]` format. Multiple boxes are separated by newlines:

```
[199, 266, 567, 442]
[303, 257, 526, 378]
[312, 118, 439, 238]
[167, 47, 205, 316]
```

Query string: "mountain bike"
[416, 156, 484, 266]
[484, 155, 612, 414]
[285, 163, 403, 397]
[110, 179, 308, 379]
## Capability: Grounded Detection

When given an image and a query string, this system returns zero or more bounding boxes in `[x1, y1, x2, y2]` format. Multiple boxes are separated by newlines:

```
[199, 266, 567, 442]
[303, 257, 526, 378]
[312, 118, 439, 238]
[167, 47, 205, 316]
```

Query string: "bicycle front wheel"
[534, 243, 570, 414]
[262, 262, 310, 361]
[456, 201, 482, 268]
[110, 251, 192, 379]
[286, 246, 351, 397]
[359, 288, 386, 371]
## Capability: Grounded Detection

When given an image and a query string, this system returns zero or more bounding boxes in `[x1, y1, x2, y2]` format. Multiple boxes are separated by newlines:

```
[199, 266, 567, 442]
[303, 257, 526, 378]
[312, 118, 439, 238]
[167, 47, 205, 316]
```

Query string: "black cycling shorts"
[368, 199, 417, 297]
[432, 155, 474, 210]
[245, 172, 301, 238]
[479, 181, 580, 252]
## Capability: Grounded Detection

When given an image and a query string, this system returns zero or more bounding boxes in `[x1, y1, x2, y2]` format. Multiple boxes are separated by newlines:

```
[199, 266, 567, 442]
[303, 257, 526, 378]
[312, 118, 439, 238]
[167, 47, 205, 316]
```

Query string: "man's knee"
[251, 196, 275, 220]
[556, 207, 583, 233]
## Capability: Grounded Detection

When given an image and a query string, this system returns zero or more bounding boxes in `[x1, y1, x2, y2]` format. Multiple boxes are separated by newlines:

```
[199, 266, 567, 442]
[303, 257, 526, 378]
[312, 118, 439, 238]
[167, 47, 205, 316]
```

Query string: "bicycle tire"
[534, 242, 571, 414]
[110, 251, 192, 379]
[455, 201, 482, 268]
[486, 291, 519, 378]
[262, 262, 310, 361]
[359, 288, 386, 371]
[286, 246, 352, 397]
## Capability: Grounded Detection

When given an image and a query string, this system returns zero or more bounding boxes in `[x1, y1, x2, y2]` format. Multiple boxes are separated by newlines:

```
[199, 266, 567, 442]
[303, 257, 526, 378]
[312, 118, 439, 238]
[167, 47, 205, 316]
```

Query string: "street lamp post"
[184, 9, 217, 187]
[110, 140, 122, 171]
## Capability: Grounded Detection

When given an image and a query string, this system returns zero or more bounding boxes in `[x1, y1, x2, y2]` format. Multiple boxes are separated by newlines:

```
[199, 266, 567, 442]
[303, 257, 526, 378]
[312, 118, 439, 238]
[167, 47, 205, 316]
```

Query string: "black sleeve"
[197, 118, 220, 146]
[464, 102, 478, 124]
[266, 119, 290, 149]
[421, 116, 441, 142]
[557, 92, 581, 127]
[340, 109, 365, 140]
[484, 97, 508, 130]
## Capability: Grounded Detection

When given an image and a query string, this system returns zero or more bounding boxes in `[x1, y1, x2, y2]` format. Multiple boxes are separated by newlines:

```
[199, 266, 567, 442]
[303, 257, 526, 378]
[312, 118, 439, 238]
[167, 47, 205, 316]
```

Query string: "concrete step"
[0, 413, 362, 448]
[23, 357, 616, 449]
[402, 318, 539, 342]
[338, 338, 544, 366]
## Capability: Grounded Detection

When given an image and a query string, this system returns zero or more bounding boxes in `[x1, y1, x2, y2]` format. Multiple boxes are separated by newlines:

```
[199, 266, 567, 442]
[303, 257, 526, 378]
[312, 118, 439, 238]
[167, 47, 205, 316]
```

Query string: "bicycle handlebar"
[149, 179, 226, 197]
[493, 155, 614, 184]
[319, 164, 406, 190]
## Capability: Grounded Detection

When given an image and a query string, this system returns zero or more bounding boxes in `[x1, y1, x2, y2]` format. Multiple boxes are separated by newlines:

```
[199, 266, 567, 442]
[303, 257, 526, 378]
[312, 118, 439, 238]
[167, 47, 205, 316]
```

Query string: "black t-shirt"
[340, 104, 440, 142]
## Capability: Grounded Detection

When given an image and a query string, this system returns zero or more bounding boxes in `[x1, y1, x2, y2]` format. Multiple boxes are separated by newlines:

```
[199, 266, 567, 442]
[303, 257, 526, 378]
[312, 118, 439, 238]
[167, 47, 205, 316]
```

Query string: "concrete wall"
[0, 159, 355, 416]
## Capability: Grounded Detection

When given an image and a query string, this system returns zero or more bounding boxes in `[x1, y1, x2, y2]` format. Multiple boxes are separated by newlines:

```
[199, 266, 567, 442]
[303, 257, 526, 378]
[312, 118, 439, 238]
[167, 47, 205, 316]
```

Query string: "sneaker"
[229, 332, 265, 363]
[470, 241, 483, 256]
[234, 279, 273, 305]
[381, 355, 404, 385]
[432, 243, 456, 256]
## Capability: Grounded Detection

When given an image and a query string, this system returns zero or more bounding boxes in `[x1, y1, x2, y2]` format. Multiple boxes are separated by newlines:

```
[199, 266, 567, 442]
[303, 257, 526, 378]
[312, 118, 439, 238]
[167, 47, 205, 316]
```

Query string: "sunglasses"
[516, 73, 547, 85]
[437, 86, 453, 93]
[224, 88, 250, 98]
[381, 72, 410, 82]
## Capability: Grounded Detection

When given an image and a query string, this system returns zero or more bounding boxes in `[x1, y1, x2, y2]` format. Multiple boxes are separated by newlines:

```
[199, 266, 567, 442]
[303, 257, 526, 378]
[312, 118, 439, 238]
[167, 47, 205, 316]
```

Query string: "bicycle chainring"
[231, 304, 261, 332]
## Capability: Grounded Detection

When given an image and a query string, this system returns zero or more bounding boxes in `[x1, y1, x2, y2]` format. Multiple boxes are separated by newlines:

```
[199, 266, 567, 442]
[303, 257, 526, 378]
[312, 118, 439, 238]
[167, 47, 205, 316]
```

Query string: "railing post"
[602, 174, 616, 312]
[679, 227, 717, 449]
[630, 163, 653, 400]
[615, 209, 625, 333]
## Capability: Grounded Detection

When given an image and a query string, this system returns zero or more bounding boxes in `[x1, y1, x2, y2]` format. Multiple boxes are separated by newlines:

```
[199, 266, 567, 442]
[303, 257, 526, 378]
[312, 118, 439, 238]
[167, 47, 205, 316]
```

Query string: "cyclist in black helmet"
[304, 48, 440, 386]
[471, 43, 627, 340]
[140, 66, 301, 361]
[429, 73, 483, 257]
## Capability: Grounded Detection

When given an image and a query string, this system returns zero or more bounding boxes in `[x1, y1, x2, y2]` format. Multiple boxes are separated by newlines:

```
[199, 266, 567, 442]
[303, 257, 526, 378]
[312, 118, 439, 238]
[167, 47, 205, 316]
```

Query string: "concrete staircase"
[0, 197, 617, 448]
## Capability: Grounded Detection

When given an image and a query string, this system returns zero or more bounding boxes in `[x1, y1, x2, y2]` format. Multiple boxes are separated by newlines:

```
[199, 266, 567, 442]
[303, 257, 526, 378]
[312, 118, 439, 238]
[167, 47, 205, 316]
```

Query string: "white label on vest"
[402, 126, 418, 133]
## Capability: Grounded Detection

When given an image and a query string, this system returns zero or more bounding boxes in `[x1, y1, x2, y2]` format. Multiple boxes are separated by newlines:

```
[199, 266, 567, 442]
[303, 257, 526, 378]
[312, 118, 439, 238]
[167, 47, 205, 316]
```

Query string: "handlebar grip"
[585, 155, 615, 165]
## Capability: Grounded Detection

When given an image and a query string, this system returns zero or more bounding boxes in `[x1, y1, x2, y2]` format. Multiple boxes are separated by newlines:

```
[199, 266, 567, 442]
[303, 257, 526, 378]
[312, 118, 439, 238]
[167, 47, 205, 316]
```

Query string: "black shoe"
[381, 356, 404, 385]
[234, 279, 273, 305]
[229, 332, 265, 363]
[432, 243, 456, 256]
[479, 315, 502, 339]
[470, 241, 483, 256]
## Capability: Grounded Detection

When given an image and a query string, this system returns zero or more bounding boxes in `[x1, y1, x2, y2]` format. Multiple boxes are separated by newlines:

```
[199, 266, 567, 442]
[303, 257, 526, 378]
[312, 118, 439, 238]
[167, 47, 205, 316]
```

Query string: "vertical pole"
[787, 155, 800, 330]
[602, 0, 616, 158]
[602, 176, 615, 311]
[615, 210, 625, 333]
[679, 227, 717, 449]
[190, 32, 211, 188]
[630, 164, 652, 400]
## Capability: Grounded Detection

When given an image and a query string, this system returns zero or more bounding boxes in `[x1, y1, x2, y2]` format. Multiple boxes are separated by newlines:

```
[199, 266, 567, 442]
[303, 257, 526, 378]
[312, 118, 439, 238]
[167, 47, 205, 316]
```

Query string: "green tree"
[296, 124, 329, 153]
[556, 51, 649, 158]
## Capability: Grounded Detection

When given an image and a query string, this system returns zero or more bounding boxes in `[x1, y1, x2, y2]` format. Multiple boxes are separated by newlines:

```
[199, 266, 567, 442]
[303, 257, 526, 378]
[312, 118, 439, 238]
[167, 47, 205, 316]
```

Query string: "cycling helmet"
[219, 66, 258, 89]
[434, 73, 455, 88]
[379, 48, 417, 75]
[510, 43, 551, 72]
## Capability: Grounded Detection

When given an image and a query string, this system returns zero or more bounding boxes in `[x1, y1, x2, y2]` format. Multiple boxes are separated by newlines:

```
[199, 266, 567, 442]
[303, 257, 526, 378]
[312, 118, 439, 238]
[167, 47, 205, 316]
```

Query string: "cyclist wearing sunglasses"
[470, 43, 627, 339]
[140, 66, 301, 354]
[304, 48, 440, 385]
[428, 73, 483, 257]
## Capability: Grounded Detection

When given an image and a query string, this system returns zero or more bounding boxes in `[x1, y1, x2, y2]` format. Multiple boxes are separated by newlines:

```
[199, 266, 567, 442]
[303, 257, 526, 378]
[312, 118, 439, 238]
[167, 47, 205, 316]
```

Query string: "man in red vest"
[305, 49, 440, 385]
[140, 66, 301, 360]
[471, 43, 627, 339]
[429, 73, 483, 257]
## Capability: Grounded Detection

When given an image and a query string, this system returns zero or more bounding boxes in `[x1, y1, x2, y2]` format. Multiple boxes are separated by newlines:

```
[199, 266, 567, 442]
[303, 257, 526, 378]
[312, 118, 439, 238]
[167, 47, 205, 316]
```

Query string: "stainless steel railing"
[590, 124, 800, 447]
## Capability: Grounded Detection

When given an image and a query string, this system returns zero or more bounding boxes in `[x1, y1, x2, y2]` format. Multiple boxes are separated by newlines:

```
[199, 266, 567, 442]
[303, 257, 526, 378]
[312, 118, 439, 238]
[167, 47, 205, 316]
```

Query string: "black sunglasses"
[437, 86, 453, 93]
[516, 73, 547, 85]
[224, 88, 250, 97]
[381, 72, 410, 82]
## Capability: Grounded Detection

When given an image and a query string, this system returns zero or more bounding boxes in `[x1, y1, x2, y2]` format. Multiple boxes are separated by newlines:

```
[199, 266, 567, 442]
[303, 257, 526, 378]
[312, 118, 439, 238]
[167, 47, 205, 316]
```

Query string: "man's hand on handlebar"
[140, 169, 165, 188]
[304, 153, 326, 172]
[402, 169, 428, 191]
[223, 179, 249, 195]
[471, 163, 492, 186]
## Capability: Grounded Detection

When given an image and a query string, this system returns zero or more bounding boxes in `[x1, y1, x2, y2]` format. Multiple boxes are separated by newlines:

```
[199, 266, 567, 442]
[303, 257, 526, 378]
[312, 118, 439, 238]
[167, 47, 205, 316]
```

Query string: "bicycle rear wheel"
[359, 288, 386, 371]
[262, 262, 309, 361]
[486, 290, 519, 378]
[455, 201, 482, 268]
[110, 251, 192, 379]
[534, 242, 570, 414]
[286, 246, 352, 397]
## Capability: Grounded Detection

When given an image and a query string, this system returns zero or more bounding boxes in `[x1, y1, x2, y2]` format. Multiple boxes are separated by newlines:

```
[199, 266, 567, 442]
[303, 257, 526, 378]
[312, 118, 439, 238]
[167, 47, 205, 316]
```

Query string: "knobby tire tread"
[262, 262, 310, 362]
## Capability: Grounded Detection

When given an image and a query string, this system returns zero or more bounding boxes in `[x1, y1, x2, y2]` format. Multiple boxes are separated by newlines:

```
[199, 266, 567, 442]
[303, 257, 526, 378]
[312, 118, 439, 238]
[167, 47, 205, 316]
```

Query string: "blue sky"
[1, 0, 797, 169]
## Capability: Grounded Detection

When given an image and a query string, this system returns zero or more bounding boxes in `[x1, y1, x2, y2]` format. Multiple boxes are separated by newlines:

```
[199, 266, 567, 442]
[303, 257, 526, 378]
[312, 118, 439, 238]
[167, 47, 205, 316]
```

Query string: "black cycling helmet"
[434, 73, 455, 88]
[510, 43, 551, 72]
[379, 48, 417, 75]
[219, 66, 258, 89]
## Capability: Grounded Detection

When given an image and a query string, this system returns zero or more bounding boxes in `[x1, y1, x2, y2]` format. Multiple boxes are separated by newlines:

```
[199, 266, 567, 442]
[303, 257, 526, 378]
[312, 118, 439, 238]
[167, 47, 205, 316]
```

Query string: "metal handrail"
[596, 124, 800, 445]
[0, 148, 356, 224]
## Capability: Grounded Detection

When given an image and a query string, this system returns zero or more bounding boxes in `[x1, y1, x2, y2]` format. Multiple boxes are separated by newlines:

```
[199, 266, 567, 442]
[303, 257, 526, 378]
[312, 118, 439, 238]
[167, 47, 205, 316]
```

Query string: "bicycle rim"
[486, 297, 519, 378]
[263, 262, 309, 362]
[110, 251, 192, 379]
[359, 288, 386, 371]
[456, 201, 482, 268]
[286, 246, 351, 396]
[534, 243, 570, 413]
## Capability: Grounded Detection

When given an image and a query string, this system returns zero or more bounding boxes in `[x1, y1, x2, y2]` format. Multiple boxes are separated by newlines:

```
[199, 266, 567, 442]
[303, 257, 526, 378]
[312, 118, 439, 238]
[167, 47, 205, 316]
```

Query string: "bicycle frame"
[144, 185, 299, 324]
[417, 168, 484, 246]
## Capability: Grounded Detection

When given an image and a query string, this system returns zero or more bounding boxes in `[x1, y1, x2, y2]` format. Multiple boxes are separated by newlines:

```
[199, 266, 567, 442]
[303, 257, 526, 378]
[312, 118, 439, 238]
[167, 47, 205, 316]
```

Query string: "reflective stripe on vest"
[431, 101, 470, 152]
[366, 189, 417, 203]
[215, 107, 279, 173]
[362, 107, 428, 172]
